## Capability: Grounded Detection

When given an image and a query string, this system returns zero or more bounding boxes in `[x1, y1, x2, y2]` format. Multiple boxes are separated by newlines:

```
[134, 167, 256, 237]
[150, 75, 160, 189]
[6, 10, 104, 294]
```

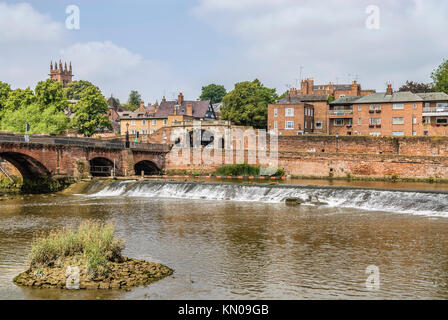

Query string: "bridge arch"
[89, 157, 114, 177]
[0, 152, 50, 178]
[134, 160, 160, 175]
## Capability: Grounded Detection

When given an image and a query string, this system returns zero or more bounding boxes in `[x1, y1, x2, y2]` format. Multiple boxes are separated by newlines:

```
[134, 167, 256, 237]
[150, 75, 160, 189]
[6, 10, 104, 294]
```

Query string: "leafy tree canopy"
[64, 80, 99, 100]
[35, 79, 68, 112]
[0, 81, 11, 111]
[398, 81, 434, 93]
[431, 59, 448, 94]
[127, 90, 141, 111]
[71, 85, 111, 137]
[220, 79, 278, 129]
[200, 84, 227, 104]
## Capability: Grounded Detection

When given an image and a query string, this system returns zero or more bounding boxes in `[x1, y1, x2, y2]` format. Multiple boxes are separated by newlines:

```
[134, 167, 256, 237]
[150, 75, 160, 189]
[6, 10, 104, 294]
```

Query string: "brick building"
[49, 60, 73, 87]
[119, 92, 217, 138]
[329, 84, 448, 136]
[267, 96, 315, 135]
[297, 78, 375, 98]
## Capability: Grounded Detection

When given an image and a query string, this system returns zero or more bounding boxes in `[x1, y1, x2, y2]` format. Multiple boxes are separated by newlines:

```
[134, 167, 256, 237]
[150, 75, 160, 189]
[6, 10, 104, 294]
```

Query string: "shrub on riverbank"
[0, 175, 22, 190]
[29, 220, 124, 277]
[215, 164, 284, 177]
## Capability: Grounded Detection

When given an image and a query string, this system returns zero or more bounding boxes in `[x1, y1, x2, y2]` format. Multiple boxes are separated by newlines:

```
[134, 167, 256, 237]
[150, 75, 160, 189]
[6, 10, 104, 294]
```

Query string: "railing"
[423, 106, 448, 112]
[0, 133, 170, 152]
[90, 166, 112, 174]
[328, 110, 353, 116]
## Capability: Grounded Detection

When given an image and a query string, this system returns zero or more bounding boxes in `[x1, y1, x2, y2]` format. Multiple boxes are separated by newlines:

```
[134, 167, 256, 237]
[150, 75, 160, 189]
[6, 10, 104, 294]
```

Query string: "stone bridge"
[0, 133, 171, 180]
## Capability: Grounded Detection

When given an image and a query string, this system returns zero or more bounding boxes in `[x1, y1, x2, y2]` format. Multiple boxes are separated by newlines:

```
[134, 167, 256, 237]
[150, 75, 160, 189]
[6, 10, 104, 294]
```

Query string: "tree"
[0, 81, 11, 112]
[71, 86, 111, 137]
[398, 81, 433, 93]
[200, 84, 227, 104]
[431, 59, 448, 94]
[277, 90, 289, 100]
[220, 79, 278, 129]
[35, 79, 68, 112]
[127, 90, 141, 111]
[0, 81, 69, 134]
[64, 80, 99, 100]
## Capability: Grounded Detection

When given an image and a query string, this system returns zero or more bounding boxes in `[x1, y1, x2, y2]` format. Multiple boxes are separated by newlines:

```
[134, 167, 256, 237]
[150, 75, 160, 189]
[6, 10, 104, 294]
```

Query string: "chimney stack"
[177, 92, 184, 105]
[186, 103, 193, 116]
[386, 83, 393, 95]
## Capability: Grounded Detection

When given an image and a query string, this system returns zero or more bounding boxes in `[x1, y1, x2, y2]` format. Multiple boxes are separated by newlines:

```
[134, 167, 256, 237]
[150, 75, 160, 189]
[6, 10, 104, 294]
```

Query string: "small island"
[13, 220, 173, 290]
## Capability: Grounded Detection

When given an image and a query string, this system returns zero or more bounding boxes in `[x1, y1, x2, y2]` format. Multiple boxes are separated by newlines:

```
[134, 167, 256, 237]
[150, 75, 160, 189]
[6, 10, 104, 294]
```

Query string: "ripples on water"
[0, 180, 448, 299]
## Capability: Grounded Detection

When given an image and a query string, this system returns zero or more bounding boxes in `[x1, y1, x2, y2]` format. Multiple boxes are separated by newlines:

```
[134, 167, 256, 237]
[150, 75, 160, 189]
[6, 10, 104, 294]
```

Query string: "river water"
[1, 179, 448, 299]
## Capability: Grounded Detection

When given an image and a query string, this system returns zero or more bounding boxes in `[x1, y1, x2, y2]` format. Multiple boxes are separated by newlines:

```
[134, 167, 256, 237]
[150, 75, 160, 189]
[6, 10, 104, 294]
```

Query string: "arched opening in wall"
[89, 157, 114, 177]
[0, 152, 50, 181]
[134, 160, 160, 175]
[188, 129, 215, 147]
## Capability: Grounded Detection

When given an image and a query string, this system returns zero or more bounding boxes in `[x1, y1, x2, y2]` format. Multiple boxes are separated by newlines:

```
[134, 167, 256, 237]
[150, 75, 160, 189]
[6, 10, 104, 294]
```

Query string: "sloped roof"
[330, 96, 360, 105]
[276, 94, 329, 104]
[155, 100, 212, 118]
[416, 92, 448, 101]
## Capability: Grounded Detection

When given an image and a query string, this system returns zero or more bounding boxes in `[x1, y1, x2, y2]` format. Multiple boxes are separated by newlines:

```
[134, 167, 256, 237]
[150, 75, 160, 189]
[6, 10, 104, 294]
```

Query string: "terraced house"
[119, 93, 217, 138]
[329, 84, 448, 136]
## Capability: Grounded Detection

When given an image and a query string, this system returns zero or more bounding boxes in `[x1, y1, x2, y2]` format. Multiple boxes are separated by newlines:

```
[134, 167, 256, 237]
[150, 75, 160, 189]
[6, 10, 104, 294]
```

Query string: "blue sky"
[1, 0, 448, 104]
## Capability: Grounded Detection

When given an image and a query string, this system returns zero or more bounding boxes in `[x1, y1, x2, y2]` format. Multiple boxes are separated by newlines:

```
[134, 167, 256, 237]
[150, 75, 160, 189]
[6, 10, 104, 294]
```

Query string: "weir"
[87, 180, 448, 216]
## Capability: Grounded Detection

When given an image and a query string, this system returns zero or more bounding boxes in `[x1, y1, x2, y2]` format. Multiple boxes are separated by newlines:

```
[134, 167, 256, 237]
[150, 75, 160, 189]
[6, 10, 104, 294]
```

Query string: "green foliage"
[215, 164, 260, 176]
[29, 220, 124, 278]
[0, 82, 68, 134]
[64, 80, 99, 100]
[398, 80, 434, 93]
[0, 81, 11, 116]
[200, 84, 227, 104]
[220, 79, 278, 129]
[215, 164, 284, 176]
[127, 90, 141, 111]
[431, 59, 448, 94]
[277, 90, 289, 100]
[328, 95, 335, 103]
[35, 79, 68, 112]
[70, 85, 112, 137]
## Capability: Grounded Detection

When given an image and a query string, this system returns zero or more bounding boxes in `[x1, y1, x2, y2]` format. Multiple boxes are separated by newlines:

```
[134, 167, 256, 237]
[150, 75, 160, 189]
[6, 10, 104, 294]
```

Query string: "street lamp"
[125, 122, 130, 148]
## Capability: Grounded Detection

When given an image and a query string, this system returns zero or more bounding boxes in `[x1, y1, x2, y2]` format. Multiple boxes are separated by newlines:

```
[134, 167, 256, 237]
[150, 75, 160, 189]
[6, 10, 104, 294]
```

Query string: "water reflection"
[0, 191, 448, 299]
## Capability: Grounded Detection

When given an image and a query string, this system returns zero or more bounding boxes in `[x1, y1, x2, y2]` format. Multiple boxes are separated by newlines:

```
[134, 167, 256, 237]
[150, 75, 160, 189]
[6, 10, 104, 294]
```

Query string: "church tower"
[49, 60, 73, 87]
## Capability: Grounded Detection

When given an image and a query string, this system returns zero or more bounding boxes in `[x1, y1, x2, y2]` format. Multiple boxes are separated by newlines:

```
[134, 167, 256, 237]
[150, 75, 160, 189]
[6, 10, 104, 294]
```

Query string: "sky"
[1, 0, 447, 104]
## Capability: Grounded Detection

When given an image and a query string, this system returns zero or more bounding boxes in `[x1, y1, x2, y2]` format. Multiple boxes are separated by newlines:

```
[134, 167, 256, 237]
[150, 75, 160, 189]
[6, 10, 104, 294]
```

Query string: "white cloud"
[0, 2, 190, 103]
[193, 0, 448, 92]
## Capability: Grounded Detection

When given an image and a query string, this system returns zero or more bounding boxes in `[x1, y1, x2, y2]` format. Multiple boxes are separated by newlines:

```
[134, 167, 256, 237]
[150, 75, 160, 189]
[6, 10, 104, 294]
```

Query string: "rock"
[284, 197, 302, 205]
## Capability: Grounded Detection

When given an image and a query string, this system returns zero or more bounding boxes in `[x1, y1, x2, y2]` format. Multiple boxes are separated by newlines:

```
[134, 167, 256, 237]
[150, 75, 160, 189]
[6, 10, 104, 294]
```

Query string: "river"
[1, 179, 448, 299]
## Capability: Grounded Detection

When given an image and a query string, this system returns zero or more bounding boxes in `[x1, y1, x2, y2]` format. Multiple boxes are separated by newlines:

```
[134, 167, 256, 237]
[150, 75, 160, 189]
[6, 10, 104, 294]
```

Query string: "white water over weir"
[89, 180, 448, 217]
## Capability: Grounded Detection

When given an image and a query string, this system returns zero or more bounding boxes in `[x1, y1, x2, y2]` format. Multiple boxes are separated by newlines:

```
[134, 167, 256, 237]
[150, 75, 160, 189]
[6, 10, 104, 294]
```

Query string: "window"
[370, 132, 381, 136]
[304, 121, 307, 129]
[424, 117, 431, 124]
[358, 105, 362, 111]
[412, 116, 417, 124]
[285, 121, 294, 129]
[334, 119, 344, 126]
[392, 117, 404, 125]
[339, 94, 345, 97]
[163, 119, 167, 125]
[370, 105, 381, 111]
[412, 131, 417, 136]
[274, 121, 277, 129]
[424, 131, 429, 136]
[347, 119, 353, 125]
[413, 103, 417, 109]
[392, 131, 404, 136]
[142, 120, 146, 125]
[370, 118, 381, 125]
[425, 102, 430, 107]
[358, 118, 361, 125]
[150, 129, 155, 134]
[131, 120, 136, 126]
[436, 118, 448, 124]
[392, 103, 404, 110]
[285, 108, 294, 117]
[274, 108, 278, 117]
[315, 121, 322, 129]
[152, 120, 156, 125]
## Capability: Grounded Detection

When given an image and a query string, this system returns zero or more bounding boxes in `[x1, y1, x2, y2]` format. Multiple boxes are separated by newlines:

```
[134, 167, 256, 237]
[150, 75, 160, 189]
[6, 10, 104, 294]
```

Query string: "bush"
[29, 220, 124, 277]
[214, 164, 285, 177]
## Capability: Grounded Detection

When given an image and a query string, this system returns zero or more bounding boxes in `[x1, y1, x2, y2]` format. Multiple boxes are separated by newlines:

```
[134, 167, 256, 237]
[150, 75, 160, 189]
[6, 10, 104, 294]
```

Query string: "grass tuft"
[29, 220, 124, 277]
